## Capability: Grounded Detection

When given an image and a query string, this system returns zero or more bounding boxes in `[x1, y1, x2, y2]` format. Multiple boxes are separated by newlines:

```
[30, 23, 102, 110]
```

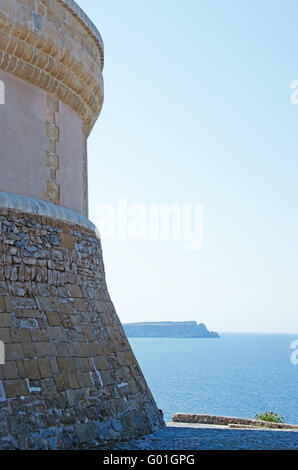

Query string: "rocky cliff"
[123, 321, 219, 338]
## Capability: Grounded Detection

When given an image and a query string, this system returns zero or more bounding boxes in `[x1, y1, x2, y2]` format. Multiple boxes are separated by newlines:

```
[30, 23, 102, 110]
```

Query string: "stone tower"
[0, 0, 164, 449]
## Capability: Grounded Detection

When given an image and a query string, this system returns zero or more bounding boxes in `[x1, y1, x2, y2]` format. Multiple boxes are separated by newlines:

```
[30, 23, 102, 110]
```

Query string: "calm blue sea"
[129, 333, 298, 424]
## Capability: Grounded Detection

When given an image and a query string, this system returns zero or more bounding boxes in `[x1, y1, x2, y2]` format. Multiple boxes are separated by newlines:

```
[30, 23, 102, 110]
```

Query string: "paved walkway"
[102, 422, 298, 450]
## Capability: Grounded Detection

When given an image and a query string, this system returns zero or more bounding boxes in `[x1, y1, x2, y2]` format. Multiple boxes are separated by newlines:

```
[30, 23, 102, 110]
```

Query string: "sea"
[129, 333, 298, 424]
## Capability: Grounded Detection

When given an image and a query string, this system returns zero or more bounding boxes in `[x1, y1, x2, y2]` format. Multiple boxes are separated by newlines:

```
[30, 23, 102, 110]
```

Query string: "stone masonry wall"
[0, 207, 164, 449]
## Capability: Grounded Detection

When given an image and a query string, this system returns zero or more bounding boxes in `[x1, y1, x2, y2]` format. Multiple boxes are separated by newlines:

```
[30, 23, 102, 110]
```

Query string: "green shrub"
[254, 411, 285, 423]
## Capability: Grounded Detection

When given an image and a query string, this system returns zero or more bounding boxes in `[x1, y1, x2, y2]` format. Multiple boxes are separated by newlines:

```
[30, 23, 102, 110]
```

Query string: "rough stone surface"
[0, 208, 165, 450]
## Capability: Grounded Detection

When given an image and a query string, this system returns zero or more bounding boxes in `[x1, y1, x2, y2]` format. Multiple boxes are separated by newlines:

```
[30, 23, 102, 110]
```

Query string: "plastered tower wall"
[0, 70, 87, 215]
[0, 0, 105, 215]
[0, 0, 164, 449]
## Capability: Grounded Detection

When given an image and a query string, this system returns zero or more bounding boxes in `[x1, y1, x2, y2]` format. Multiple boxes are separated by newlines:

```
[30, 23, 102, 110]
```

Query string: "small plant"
[254, 411, 285, 423]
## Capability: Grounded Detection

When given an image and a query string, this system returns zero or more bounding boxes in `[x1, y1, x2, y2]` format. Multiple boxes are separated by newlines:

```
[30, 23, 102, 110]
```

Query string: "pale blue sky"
[78, 0, 298, 333]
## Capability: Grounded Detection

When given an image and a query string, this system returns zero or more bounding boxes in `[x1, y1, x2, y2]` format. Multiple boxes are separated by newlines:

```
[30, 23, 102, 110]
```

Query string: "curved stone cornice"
[0, 192, 99, 236]
[60, 0, 104, 55]
[0, 0, 104, 135]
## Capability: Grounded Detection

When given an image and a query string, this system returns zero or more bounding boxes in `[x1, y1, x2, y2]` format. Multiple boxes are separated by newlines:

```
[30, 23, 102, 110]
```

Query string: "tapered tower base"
[0, 200, 164, 449]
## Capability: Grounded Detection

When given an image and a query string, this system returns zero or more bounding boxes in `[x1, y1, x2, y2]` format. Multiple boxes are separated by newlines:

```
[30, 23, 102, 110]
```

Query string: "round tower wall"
[0, 69, 88, 215]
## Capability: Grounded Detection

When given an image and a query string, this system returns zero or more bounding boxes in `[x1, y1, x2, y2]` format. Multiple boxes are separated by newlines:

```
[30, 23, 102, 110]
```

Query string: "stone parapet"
[60, 0, 104, 48]
[0, 192, 98, 235]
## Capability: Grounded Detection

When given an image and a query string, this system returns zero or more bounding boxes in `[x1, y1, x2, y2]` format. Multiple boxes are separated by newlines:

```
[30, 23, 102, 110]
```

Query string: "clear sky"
[77, 0, 298, 333]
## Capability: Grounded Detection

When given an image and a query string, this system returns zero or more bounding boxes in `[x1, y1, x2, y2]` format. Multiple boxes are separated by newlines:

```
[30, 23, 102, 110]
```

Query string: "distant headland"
[123, 321, 220, 338]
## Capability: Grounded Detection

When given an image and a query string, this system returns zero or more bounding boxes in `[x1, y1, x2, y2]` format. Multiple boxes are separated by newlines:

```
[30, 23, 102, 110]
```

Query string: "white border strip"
[0, 192, 99, 237]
